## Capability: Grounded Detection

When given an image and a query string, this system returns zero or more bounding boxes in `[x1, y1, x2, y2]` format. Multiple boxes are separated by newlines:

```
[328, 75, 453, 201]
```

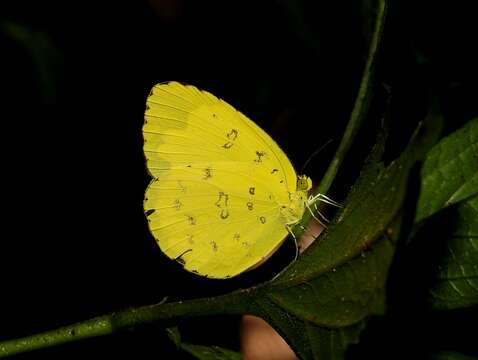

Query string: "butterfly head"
[297, 175, 312, 191]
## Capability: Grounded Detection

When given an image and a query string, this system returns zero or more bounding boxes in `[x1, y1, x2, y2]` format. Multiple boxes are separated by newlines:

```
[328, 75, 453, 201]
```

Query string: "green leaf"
[410, 117, 478, 310]
[428, 194, 478, 310]
[415, 117, 478, 223]
[307, 322, 366, 360]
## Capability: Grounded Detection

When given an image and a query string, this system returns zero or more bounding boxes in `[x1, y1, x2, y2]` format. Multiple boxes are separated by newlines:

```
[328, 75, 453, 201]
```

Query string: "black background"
[1, 0, 477, 358]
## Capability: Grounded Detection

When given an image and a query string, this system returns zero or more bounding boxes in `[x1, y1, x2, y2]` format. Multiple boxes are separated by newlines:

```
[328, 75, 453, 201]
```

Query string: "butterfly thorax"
[279, 191, 308, 226]
[278, 175, 312, 226]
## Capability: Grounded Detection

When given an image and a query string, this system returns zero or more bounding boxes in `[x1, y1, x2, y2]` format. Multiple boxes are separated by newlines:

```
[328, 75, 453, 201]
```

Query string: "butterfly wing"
[144, 170, 289, 278]
[143, 82, 297, 278]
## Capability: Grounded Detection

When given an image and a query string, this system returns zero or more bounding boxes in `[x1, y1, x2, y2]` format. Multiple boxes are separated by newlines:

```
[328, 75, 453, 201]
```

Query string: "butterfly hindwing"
[144, 167, 288, 278]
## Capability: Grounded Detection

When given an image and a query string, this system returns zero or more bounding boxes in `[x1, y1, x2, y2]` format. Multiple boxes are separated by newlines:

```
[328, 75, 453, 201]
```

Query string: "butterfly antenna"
[300, 139, 334, 175]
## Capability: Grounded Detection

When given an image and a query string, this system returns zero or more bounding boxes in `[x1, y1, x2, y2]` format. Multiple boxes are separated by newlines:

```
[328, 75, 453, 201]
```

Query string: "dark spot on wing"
[227, 129, 238, 140]
[254, 150, 266, 163]
[247, 202, 254, 210]
[260, 216, 266, 224]
[249, 187, 255, 195]
[215, 192, 229, 207]
[187, 215, 196, 225]
[215, 192, 229, 219]
[145, 209, 155, 216]
[220, 209, 229, 219]
[203, 167, 212, 180]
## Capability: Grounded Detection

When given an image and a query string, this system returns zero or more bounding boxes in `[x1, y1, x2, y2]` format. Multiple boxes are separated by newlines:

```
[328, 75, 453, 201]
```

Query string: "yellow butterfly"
[143, 82, 314, 278]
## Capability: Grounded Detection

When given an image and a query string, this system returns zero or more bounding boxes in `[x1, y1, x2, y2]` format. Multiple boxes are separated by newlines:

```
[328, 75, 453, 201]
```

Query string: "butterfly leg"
[305, 201, 328, 228]
[307, 193, 343, 226]
[309, 193, 343, 208]
[287, 221, 321, 260]
[270, 225, 301, 282]
[286, 224, 299, 261]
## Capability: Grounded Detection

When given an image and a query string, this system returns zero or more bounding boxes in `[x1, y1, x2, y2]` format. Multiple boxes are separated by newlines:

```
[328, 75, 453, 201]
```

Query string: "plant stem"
[0, 291, 249, 358]
[298, 0, 387, 233]
[0, 315, 112, 357]
[317, 0, 387, 197]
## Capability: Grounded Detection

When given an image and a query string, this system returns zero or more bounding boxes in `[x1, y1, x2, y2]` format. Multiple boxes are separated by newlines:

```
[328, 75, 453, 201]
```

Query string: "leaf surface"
[415, 118, 478, 223]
